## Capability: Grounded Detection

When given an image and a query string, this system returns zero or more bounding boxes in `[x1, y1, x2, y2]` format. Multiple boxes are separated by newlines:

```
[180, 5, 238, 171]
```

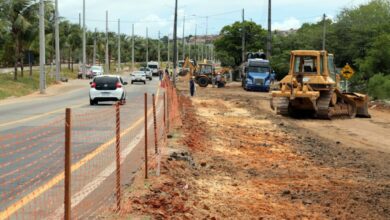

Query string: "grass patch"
[0, 68, 77, 100]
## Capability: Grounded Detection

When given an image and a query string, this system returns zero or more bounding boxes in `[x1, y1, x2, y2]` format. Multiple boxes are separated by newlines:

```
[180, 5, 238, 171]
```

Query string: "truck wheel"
[197, 77, 209, 87]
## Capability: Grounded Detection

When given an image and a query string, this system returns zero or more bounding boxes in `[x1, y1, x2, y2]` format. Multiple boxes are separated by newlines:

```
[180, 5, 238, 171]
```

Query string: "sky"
[58, 0, 370, 39]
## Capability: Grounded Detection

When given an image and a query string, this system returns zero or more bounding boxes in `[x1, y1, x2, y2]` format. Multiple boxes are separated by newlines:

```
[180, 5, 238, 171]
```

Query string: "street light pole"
[82, 0, 86, 78]
[55, 0, 60, 81]
[182, 16, 185, 60]
[39, 0, 45, 94]
[167, 34, 170, 68]
[131, 24, 134, 71]
[93, 28, 96, 66]
[146, 27, 148, 63]
[105, 11, 109, 73]
[117, 19, 121, 72]
[158, 31, 161, 66]
[322, 13, 326, 51]
[242, 8, 245, 63]
[173, 0, 178, 86]
[267, 0, 272, 59]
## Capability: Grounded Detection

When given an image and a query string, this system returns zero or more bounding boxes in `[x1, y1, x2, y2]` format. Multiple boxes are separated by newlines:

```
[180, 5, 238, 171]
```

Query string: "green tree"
[1, 0, 37, 79]
[214, 21, 267, 67]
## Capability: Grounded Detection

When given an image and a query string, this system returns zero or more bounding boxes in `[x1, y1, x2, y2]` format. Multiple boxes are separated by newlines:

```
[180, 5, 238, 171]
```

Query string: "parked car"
[89, 65, 104, 78]
[78, 66, 91, 79]
[140, 67, 152, 80]
[89, 75, 127, 105]
[130, 71, 146, 84]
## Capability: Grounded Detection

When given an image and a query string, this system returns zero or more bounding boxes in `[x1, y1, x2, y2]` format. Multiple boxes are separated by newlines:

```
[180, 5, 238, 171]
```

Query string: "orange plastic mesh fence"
[0, 79, 180, 219]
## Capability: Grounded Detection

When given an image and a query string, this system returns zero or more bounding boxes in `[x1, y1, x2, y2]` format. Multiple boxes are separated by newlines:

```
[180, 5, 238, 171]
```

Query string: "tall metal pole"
[182, 16, 185, 60]
[79, 13, 81, 27]
[117, 19, 121, 72]
[93, 28, 96, 66]
[167, 34, 170, 67]
[205, 16, 208, 60]
[82, 0, 86, 78]
[322, 13, 326, 51]
[146, 27, 148, 63]
[242, 8, 245, 63]
[105, 11, 109, 73]
[39, 0, 45, 94]
[267, 0, 272, 59]
[173, 0, 178, 85]
[188, 42, 191, 60]
[55, 0, 60, 81]
[158, 31, 161, 66]
[131, 24, 134, 71]
[194, 24, 197, 61]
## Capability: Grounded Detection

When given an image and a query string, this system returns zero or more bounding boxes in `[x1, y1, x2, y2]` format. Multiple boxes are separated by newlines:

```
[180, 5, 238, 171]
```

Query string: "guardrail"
[0, 77, 180, 219]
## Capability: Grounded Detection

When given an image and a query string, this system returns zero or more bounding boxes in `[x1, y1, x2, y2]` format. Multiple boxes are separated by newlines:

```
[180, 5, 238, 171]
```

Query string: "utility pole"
[173, 0, 178, 86]
[82, 0, 86, 78]
[54, 0, 60, 81]
[146, 27, 148, 63]
[205, 16, 208, 60]
[79, 13, 81, 27]
[117, 19, 121, 72]
[93, 28, 96, 66]
[194, 24, 197, 61]
[322, 13, 326, 51]
[242, 8, 245, 63]
[189, 43, 191, 60]
[267, 0, 272, 59]
[167, 34, 170, 68]
[131, 24, 134, 71]
[158, 31, 161, 66]
[39, 0, 45, 94]
[105, 11, 109, 73]
[182, 16, 185, 60]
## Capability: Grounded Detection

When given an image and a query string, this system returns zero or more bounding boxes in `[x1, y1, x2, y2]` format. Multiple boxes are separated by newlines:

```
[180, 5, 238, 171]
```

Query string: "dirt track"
[118, 81, 390, 219]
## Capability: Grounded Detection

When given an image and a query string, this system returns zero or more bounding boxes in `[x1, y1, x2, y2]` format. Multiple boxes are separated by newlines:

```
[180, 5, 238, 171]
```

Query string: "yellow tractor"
[183, 58, 220, 87]
[270, 50, 370, 119]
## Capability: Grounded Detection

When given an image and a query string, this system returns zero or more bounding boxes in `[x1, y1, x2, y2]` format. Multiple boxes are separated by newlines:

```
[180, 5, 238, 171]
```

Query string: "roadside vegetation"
[0, 68, 76, 100]
[214, 0, 390, 99]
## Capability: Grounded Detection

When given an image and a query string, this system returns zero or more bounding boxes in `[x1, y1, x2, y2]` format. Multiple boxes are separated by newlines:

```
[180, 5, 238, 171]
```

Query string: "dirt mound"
[118, 83, 390, 219]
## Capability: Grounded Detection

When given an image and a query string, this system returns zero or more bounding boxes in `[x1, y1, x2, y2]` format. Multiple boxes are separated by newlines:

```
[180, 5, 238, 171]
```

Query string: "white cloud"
[273, 17, 301, 31]
[58, 0, 371, 36]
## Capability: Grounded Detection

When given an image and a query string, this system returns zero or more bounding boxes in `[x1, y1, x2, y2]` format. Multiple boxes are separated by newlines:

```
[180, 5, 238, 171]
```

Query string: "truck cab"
[242, 54, 272, 92]
[147, 61, 159, 76]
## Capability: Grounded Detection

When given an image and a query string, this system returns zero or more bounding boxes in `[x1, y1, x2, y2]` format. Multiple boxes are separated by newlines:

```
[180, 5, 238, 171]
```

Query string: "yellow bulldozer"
[270, 50, 370, 119]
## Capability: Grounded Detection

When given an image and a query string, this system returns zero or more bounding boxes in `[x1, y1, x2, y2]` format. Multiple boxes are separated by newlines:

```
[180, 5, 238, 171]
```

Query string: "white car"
[89, 66, 104, 78]
[89, 75, 127, 105]
[131, 71, 146, 84]
[140, 67, 152, 80]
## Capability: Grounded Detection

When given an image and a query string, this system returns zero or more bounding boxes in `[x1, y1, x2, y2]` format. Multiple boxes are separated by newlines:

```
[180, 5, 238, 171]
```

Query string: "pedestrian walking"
[189, 76, 196, 97]
[211, 72, 216, 88]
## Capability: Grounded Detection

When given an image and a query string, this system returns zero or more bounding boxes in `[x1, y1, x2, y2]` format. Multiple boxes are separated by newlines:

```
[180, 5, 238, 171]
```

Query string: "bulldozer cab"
[291, 52, 326, 76]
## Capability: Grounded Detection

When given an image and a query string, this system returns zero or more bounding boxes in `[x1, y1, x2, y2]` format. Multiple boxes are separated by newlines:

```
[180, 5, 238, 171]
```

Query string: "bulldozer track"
[317, 91, 333, 119]
[275, 97, 289, 116]
[317, 90, 357, 119]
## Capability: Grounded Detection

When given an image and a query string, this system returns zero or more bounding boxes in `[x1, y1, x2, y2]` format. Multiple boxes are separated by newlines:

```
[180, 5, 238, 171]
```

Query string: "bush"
[367, 74, 390, 100]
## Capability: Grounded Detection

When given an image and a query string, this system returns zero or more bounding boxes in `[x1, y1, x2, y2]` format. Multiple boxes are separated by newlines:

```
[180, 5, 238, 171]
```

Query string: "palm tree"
[1, 0, 37, 80]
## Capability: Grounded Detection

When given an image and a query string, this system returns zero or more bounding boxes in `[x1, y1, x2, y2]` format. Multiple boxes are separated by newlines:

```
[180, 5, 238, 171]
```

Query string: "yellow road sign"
[341, 63, 355, 80]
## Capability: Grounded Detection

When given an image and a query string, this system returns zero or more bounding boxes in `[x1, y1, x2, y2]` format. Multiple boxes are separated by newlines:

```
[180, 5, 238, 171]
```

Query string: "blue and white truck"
[241, 52, 273, 92]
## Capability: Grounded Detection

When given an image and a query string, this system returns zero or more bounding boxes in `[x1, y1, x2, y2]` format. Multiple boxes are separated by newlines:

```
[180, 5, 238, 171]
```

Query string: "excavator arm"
[183, 57, 196, 78]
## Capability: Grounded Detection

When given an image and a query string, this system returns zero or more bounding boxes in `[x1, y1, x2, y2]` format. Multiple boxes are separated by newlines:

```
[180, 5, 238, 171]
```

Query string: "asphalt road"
[0, 75, 163, 217]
